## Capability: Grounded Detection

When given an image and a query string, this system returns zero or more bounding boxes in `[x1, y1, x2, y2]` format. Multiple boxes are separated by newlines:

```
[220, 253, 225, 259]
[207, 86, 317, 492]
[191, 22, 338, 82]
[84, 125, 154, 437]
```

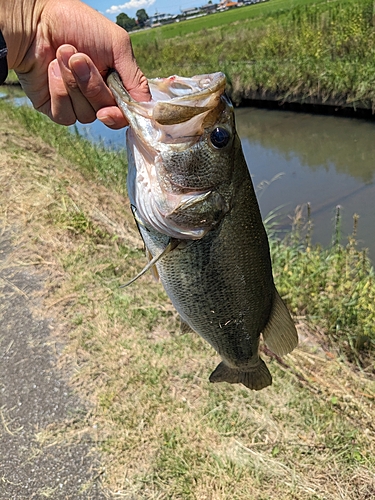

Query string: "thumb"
[124, 64, 150, 102]
[112, 32, 151, 102]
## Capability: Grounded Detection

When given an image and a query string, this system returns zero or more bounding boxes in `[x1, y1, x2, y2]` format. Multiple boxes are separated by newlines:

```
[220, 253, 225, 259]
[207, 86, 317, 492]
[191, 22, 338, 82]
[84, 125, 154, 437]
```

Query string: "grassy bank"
[0, 98, 128, 192]
[1, 99, 374, 498]
[131, 0, 375, 108]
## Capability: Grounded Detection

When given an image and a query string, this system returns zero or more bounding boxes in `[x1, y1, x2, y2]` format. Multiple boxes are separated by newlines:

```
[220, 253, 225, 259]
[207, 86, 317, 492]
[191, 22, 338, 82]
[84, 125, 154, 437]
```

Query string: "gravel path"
[0, 232, 107, 500]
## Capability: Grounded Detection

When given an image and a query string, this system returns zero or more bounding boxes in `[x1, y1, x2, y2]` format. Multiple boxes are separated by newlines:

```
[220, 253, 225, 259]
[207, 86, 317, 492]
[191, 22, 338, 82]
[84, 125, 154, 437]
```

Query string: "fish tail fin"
[262, 288, 298, 356]
[209, 359, 272, 391]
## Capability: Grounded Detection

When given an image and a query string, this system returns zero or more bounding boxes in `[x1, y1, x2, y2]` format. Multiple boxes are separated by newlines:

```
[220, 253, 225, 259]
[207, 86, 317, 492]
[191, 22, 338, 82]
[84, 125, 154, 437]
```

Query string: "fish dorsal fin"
[120, 239, 180, 288]
[262, 289, 298, 356]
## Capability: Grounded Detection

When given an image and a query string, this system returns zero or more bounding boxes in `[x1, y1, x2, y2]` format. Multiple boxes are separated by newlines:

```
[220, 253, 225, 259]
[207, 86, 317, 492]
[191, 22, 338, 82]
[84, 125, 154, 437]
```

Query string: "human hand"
[2, 0, 150, 128]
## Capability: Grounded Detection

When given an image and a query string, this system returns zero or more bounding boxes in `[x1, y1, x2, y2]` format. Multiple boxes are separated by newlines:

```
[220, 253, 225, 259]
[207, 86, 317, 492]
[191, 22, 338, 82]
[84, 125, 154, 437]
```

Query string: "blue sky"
[85, 0, 202, 19]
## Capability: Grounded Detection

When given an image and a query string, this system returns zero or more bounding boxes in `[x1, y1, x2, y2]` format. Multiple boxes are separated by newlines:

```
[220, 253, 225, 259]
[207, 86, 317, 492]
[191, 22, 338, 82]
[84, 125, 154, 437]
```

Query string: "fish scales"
[108, 70, 298, 390]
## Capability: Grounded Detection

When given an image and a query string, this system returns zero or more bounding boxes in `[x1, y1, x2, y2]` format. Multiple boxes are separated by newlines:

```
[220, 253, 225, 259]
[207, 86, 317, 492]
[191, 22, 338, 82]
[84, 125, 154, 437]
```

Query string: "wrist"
[0, 0, 48, 70]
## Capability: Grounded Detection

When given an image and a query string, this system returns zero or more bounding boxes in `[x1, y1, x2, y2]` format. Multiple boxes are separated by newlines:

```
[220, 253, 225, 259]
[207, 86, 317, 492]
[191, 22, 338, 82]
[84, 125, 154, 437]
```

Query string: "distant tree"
[116, 12, 136, 32]
[136, 9, 149, 28]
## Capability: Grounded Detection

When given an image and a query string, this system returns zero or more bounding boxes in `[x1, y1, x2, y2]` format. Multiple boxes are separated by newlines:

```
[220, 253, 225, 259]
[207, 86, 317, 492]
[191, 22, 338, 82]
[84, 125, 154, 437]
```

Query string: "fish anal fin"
[209, 359, 272, 391]
[180, 317, 195, 334]
[262, 289, 298, 356]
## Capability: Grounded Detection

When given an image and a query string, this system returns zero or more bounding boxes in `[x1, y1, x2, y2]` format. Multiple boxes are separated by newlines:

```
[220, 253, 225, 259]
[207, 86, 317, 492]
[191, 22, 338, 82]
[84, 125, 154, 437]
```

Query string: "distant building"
[148, 12, 176, 27]
[201, 3, 218, 14]
[181, 7, 202, 17]
[218, 0, 239, 10]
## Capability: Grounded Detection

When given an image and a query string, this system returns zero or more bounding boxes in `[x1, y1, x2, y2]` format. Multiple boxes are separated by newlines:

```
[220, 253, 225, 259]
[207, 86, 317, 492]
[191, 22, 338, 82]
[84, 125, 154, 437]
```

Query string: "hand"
[3, 0, 150, 128]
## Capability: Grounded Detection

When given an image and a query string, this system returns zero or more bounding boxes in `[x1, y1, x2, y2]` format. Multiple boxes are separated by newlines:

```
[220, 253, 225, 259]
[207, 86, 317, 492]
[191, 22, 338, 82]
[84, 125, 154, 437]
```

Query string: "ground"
[0, 118, 111, 499]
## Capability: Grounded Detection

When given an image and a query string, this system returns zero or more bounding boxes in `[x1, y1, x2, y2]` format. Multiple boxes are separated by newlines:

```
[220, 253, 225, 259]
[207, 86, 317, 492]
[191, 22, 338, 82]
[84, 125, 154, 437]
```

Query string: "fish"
[107, 70, 298, 391]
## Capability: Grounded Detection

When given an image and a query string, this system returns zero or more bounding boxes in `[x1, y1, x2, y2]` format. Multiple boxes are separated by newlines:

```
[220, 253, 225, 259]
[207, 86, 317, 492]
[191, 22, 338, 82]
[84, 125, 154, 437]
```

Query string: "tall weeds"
[269, 205, 375, 369]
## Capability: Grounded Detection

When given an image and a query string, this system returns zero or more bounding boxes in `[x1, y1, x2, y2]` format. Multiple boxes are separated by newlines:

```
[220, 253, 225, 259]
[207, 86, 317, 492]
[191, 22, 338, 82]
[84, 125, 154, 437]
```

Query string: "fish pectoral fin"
[120, 239, 180, 288]
[262, 289, 298, 356]
[209, 359, 272, 391]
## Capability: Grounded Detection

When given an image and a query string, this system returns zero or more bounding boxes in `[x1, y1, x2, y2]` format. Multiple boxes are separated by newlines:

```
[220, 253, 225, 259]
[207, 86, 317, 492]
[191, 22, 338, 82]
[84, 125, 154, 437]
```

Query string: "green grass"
[0, 98, 128, 192]
[131, 0, 331, 43]
[131, 0, 375, 108]
[4, 69, 19, 84]
[269, 206, 375, 369]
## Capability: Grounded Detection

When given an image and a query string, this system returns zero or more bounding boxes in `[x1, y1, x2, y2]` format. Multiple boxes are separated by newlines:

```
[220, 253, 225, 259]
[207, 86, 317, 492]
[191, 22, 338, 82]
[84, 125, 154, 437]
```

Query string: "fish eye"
[210, 127, 231, 149]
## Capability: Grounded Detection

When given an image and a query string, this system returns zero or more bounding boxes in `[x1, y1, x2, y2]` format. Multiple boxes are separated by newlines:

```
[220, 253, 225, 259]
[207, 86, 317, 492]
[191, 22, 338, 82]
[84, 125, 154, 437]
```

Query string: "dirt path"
[0, 114, 111, 499]
[0, 232, 106, 499]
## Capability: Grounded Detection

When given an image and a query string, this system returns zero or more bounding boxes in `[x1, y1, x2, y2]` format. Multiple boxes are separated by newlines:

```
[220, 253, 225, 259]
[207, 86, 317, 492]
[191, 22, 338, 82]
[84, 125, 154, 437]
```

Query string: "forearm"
[0, 0, 47, 70]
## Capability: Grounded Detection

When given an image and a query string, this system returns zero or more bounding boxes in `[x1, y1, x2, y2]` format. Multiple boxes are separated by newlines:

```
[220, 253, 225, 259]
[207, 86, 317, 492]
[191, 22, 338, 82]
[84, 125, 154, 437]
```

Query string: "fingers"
[112, 31, 151, 103]
[96, 106, 128, 130]
[47, 59, 76, 125]
[47, 44, 128, 128]
[57, 45, 97, 124]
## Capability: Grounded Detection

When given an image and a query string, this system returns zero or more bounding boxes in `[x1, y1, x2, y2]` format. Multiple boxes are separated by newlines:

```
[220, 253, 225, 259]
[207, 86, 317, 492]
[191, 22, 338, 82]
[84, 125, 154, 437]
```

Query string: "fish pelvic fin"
[146, 248, 160, 282]
[120, 238, 180, 288]
[262, 288, 298, 356]
[209, 359, 272, 391]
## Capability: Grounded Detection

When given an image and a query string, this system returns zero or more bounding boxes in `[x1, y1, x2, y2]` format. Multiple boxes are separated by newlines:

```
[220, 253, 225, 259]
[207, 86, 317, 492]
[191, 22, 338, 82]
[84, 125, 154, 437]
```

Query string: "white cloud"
[106, 0, 156, 14]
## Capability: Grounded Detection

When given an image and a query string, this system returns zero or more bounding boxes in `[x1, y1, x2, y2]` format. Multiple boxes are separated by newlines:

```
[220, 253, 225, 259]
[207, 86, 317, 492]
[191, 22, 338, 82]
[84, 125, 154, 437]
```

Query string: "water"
[5, 88, 375, 256]
[234, 108, 375, 255]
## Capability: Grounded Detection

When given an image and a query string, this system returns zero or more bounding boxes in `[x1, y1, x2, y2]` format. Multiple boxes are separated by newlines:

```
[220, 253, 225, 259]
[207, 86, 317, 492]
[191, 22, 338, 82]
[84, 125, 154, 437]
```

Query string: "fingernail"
[98, 114, 115, 127]
[51, 59, 61, 78]
[59, 45, 76, 69]
[71, 56, 91, 82]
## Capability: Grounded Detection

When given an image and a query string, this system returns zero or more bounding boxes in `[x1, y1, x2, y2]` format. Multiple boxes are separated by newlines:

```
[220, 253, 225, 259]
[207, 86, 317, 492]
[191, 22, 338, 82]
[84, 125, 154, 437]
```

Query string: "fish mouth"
[107, 70, 226, 148]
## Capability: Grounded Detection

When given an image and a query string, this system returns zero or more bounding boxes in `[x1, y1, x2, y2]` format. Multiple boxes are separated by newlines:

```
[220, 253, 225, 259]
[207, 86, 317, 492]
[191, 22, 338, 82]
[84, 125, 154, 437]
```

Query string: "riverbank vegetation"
[1, 97, 374, 498]
[131, 0, 375, 108]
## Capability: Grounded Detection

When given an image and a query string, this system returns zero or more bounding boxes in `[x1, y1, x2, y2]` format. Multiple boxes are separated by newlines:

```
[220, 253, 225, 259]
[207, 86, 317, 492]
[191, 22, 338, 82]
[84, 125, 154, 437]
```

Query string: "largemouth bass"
[108, 71, 298, 391]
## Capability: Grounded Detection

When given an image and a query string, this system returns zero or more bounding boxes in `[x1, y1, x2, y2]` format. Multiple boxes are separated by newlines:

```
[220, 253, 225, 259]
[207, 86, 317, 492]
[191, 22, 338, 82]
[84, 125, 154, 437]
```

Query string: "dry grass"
[0, 107, 374, 499]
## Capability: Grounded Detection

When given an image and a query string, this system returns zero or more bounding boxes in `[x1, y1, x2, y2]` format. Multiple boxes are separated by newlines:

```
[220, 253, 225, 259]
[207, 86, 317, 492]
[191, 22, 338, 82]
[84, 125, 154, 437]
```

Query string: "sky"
[84, 0, 203, 19]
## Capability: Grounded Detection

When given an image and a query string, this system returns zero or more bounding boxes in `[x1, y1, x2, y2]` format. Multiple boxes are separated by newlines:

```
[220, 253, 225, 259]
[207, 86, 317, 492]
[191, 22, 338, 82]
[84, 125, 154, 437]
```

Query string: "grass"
[4, 69, 19, 85]
[131, 0, 331, 43]
[269, 205, 375, 370]
[0, 98, 128, 192]
[131, 0, 375, 108]
[0, 99, 374, 498]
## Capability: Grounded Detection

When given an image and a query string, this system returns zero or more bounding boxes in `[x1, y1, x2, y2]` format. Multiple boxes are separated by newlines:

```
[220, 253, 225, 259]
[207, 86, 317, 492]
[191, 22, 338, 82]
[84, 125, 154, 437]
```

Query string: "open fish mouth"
[107, 71, 226, 148]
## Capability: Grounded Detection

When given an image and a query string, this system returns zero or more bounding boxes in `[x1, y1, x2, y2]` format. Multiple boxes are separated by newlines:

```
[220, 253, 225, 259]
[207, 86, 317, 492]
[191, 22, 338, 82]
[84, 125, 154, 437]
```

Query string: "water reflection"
[235, 108, 375, 257]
